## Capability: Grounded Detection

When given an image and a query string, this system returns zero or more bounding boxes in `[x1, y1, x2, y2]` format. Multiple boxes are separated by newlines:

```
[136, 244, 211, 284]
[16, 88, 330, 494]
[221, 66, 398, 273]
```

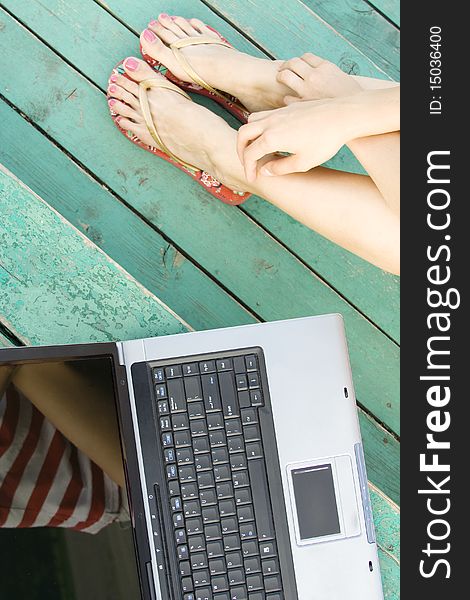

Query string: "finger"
[279, 57, 312, 79]
[247, 109, 274, 122]
[276, 69, 304, 95]
[242, 135, 275, 182]
[284, 95, 302, 105]
[261, 155, 304, 177]
[236, 122, 265, 164]
[301, 52, 324, 67]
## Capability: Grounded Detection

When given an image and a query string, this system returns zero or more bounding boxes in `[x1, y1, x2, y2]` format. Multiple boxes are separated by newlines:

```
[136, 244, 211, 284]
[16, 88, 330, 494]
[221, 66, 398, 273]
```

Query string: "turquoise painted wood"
[300, 0, 400, 79]
[2, 0, 400, 345]
[366, 0, 400, 26]
[0, 166, 187, 344]
[0, 7, 400, 439]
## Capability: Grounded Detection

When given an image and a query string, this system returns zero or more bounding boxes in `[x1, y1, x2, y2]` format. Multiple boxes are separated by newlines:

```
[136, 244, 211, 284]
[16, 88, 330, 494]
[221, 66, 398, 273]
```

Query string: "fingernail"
[149, 20, 158, 26]
[110, 74, 117, 83]
[108, 84, 117, 93]
[124, 57, 139, 71]
[143, 29, 157, 42]
[160, 13, 169, 18]
[108, 99, 116, 106]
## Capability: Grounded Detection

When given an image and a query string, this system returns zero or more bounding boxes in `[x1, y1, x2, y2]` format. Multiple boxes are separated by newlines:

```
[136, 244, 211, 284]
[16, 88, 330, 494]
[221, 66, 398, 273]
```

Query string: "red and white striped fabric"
[0, 386, 127, 533]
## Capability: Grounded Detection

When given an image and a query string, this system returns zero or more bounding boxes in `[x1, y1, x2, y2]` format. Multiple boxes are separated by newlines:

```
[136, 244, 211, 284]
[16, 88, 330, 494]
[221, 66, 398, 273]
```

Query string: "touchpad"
[288, 455, 361, 546]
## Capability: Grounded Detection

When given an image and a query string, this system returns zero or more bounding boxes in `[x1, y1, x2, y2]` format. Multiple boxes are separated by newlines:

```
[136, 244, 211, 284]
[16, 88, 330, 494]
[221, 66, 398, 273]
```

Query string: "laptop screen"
[0, 357, 141, 599]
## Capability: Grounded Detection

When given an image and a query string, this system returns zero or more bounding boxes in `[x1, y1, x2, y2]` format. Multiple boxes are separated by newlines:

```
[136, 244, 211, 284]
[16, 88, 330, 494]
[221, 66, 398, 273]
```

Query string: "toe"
[156, 13, 186, 38]
[112, 73, 139, 97]
[171, 16, 199, 36]
[122, 57, 162, 83]
[148, 20, 179, 45]
[190, 18, 221, 38]
[109, 98, 140, 121]
[108, 84, 140, 111]
[140, 28, 174, 63]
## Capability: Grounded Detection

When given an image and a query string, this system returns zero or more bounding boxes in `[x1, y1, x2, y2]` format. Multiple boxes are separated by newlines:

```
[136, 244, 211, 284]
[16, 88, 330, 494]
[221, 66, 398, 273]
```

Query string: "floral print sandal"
[108, 61, 250, 206]
[140, 26, 250, 124]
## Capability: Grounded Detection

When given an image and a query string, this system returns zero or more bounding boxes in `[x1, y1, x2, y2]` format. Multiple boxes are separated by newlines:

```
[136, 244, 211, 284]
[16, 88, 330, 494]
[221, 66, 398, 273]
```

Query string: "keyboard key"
[262, 559, 279, 576]
[199, 360, 216, 374]
[171, 496, 182, 512]
[219, 499, 237, 517]
[209, 558, 226, 576]
[228, 437, 244, 454]
[245, 355, 257, 371]
[160, 416, 171, 431]
[195, 588, 212, 600]
[212, 575, 229, 593]
[185, 377, 203, 402]
[226, 551, 243, 569]
[180, 561, 192, 577]
[166, 365, 182, 378]
[182, 577, 194, 593]
[168, 378, 187, 413]
[232, 471, 250, 489]
[223, 534, 241, 551]
[189, 536, 205, 552]
[173, 413, 190, 431]
[241, 540, 258, 557]
[187, 518, 204, 535]
[184, 594, 195, 600]
[235, 488, 252, 506]
[230, 453, 247, 471]
[155, 384, 167, 399]
[264, 576, 282, 593]
[212, 448, 229, 465]
[194, 437, 210, 454]
[243, 425, 261, 442]
[241, 409, 258, 425]
[205, 523, 222, 541]
[230, 585, 248, 600]
[219, 372, 240, 418]
[153, 368, 165, 382]
[157, 400, 169, 415]
[236, 375, 248, 392]
[180, 466, 197, 482]
[191, 419, 208, 437]
[221, 517, 238, 535]
[216, 482, 234, 500]
[248, 459, 275, 540]
[202, 506, 219, 525]
[177, 448, 194, 465]
[202, 374, 222, 412]
[226, 419, 242, 436]
[167, 464, 178, 480]
[178, 545, 189, 560]
[250, 391, 263, 407]
[173, 512, 184, 528]
[200, 489, 217, 507]
[198, 472, 215, 489]
[164, 448, 176, 463]
[217, 359, 233, 372]
[181, 483, 198, 500]
[214, 465, 231, 482]
[238, 391, 251, 409]
[248, 593, 264, 600]
[210, 431, 227, 448]
[259, 542, 276, 558]
[183, 363, 199, 376]
[246, 574, 263, 592]
[184, 500, 201, 517]
[207, 540, 224, 558]
[189, 401, 205, 419]
[240, 523, 257, 539]
[228, 569, 244, 586]
[248, 373, 259, 389]
[176, 528, 187, 544]
[191, 552, 208, 570]
[175, 431, 191, 447]
[237, 505, 254, 523]
[168, 480, 180, 497]
[244, 557, 261, 574]
[207, 412, 224, 430]
[246, 443, 263, 460]
[195, 454, 212, 472]
[233, 356, 246, 374]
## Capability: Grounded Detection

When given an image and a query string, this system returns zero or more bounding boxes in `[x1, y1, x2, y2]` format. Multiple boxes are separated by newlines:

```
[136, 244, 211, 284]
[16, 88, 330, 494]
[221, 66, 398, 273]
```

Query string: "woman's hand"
[237, 98, 351, 181]
[277, 53, 362, 103]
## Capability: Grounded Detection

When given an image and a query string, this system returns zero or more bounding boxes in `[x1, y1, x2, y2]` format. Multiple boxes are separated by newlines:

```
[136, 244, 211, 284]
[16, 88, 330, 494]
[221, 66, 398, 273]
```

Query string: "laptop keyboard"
[153, 351, 284, 600]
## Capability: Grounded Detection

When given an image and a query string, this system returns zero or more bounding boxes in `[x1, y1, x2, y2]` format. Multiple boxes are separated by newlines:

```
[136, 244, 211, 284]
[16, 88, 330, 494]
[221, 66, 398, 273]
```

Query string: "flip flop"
[107, 61, 250, 206]
[140, 23, 250, 124]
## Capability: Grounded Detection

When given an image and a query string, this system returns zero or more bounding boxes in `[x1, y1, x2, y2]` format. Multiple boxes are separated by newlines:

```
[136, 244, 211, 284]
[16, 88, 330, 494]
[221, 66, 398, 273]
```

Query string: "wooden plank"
[2, 0, 400, 343]
[0, 165, 188, 344]
[300, 0, 400, 79]
[0, 101, 255, 332]
[0, 7, 400, 438]
[0, 333, 13, 348]
[366, 0, 400, 27]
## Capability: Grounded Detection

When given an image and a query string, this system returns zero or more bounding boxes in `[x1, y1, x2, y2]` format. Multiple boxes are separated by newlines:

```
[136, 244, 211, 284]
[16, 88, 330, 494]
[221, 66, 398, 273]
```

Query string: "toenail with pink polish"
[149, 20, 158, 26]
[109, 85, 117, 93]
[124, 57, 139, 71]
[143, 29, 157, 42]
[160, 13, 169, 18]
[110, 74, 117, 83]
[108, 99, 116, 106]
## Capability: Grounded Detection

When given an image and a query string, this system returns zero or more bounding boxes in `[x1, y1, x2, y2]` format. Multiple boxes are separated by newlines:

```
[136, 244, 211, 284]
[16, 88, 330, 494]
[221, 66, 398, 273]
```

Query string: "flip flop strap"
[138, 78, 197, 171]
[170, 36, 232, 99]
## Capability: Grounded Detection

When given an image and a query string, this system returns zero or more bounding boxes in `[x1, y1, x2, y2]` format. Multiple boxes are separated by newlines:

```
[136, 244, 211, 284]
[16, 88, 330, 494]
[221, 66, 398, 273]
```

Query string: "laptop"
[0, 314, 384, 599]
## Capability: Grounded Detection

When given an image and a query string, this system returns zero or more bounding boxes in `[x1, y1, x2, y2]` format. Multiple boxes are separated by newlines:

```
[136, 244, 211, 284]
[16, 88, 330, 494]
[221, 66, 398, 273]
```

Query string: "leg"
[109, 59, 399, 274]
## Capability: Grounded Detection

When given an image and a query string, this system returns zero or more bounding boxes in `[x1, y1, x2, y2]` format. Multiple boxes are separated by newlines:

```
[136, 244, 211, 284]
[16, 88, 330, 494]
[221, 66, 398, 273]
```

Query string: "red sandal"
[107, 60, 250, 206]
[140, 25, 250, 124]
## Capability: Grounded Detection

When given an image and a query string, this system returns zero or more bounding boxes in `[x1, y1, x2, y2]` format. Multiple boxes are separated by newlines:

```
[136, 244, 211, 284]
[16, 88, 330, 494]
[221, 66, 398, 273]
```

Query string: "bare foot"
[108, 58, 252, 192]
[140, 14, 291, 112]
